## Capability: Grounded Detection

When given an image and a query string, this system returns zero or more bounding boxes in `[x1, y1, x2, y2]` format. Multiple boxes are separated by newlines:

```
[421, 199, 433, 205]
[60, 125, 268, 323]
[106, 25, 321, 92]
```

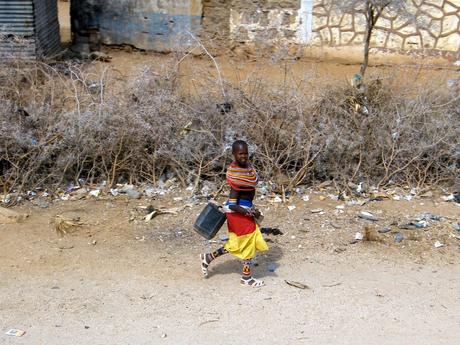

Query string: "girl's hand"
[245, 208, 255, 217]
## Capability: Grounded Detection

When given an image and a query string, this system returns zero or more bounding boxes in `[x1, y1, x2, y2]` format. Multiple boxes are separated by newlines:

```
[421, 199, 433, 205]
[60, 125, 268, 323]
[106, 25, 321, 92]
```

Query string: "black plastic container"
[193, 203, 226, 239]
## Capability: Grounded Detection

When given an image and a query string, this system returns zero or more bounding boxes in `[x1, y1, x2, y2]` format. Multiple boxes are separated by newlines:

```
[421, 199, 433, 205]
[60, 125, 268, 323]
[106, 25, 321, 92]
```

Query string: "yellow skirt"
[224, 225, 269, 260]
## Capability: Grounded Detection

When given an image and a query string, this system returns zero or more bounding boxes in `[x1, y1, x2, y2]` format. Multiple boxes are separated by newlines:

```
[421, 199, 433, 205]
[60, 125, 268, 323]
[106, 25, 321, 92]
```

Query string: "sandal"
[240, 277, 265, 288]
[200, 253, 210, 278]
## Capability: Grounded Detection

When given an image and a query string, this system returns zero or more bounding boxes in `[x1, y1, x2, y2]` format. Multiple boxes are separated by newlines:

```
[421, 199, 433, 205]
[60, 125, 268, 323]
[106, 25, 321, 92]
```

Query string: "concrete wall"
[71, 0, 202, 52]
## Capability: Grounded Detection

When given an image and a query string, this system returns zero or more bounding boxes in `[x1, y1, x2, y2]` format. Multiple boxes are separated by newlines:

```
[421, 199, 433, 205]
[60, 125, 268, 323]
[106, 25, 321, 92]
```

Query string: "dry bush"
[0, 57, 459, 197]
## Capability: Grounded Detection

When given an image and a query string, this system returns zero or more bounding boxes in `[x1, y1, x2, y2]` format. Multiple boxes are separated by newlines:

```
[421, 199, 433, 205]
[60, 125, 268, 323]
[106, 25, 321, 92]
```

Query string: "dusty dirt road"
[1, 191, 459, 345]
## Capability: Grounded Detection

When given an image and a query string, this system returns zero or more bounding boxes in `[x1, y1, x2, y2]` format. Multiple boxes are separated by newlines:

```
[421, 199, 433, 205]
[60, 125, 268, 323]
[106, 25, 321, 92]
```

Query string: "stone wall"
[69, 0, 459, 56]
[311, 0, 460, 53]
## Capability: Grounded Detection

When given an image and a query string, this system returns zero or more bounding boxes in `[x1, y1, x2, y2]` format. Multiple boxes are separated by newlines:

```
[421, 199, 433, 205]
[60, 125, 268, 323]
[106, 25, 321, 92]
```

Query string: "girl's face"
[233, 145, 249, 167]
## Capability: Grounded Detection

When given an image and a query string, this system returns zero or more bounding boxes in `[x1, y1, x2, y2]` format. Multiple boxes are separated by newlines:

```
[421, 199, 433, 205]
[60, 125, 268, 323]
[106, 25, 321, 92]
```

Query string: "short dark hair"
[232, 140, 248, 152]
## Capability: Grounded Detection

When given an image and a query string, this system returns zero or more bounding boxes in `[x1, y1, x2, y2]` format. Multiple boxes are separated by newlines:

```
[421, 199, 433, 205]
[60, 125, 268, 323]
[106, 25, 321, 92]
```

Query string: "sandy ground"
[4, 4, 458, 343]
[1, 190, 459, 345]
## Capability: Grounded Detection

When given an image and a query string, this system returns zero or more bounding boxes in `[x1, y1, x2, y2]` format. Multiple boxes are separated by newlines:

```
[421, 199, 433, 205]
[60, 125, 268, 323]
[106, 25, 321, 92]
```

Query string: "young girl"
[200, 140, 268, 287]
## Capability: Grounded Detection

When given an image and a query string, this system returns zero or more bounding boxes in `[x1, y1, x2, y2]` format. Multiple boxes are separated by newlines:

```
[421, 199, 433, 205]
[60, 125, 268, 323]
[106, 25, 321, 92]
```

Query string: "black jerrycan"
[193, 202, 226, 239]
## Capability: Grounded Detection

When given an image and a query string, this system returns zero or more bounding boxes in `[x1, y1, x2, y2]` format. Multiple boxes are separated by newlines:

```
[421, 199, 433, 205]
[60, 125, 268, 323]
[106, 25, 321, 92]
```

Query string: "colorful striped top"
[226, 161, 258, 191]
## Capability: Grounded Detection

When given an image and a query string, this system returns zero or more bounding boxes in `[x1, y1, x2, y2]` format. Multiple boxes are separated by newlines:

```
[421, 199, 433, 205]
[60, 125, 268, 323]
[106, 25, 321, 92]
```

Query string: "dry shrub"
[0, 57, 459, 196]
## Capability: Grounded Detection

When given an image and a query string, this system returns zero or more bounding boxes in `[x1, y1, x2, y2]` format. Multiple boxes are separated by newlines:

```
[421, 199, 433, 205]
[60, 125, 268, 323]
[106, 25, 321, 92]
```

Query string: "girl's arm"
[228, 188, 254, 216]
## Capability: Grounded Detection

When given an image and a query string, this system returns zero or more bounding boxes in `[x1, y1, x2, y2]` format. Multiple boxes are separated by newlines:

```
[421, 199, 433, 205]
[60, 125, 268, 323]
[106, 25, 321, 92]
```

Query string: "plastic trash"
[5, 329, 26, 337]
[358, 211, 378, 221]
[267, 263, 276, 272]
[395, 232, 403, 243]
[434, 241, 444, 248]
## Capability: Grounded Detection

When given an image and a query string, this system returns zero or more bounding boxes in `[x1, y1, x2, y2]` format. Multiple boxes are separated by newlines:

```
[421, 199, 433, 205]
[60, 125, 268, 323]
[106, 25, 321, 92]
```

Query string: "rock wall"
[311, 0, 460, 53]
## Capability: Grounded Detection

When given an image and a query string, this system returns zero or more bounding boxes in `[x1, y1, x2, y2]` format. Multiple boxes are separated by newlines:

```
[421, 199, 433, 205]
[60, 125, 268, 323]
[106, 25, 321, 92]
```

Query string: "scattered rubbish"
[442, 193, 459, 202]
[57, 245, 74, 250]
[404, 195, 413, 201]
[267, 263, 276, 272]
[5, 329, 26, 337]
[199, 318, 220, 327]
[144, 187, 157, 198]
[453, 223, 460, 232]
[417, 213, 441, 221]
[455, 193, 460, 203]
[302, 195, 310, 202]
[328, 194, 338, 201]
[392, 195, 401, 201]
[145, 205, 190, 222]
[394, 232, 404, 243]
[378, 226, 391, 234]
[449, 232, 460, 240]
[419, 191, 433, 198]
[414, 220, 428, 229]
[32, 198, 50, 208]
[346, 199, 359, 206]
[434, 241, 444, 248]
[161, 333, 167, 338]
[290, 235, 296, 239]
[261, 227, 283, 236]
[358, 211, 378, 221]
[310, 208, 324, 214]
[454, 60, 460, 66]
[54, 215, 83, 236]
[285, 280, 310, 290]
[126, 188, 141, 199]
[273, 195, 283, 203]
[0, 207, 28, 224]
[287, 205, 296, 211]
[89, 190, 100, 198]
[333, 247, 346, 253]
[355, 232, 364, 241]
[110, 188, 119, 196]
[398, 223, 417, 230]
[322, 282, 342, 288]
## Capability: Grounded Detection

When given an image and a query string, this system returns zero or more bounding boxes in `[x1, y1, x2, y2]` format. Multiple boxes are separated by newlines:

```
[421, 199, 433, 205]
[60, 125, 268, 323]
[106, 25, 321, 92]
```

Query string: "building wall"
[311, 0, 460, 53]
[71, 0, 202, 52]
[69, 0, 459, 56]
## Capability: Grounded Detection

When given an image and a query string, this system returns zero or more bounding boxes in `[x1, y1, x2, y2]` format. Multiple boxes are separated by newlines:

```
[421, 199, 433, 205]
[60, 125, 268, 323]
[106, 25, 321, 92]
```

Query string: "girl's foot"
[240, 276, 265, 287]
[200, 253, 211, 278]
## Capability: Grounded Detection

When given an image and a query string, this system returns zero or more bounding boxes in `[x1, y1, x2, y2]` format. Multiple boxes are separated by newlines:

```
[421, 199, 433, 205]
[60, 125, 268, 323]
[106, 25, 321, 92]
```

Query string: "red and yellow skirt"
[224, 212, 268, 260]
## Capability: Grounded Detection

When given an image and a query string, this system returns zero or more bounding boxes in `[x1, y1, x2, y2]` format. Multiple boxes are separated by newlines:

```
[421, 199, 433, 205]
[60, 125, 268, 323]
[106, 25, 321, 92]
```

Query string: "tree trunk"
[360, 2, 374, 77]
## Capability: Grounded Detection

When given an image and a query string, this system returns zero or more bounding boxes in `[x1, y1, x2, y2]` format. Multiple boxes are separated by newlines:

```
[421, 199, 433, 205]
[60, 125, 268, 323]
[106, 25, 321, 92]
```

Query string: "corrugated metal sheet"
[0, 0, 61, 59]
[33, 0, 61, 56]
